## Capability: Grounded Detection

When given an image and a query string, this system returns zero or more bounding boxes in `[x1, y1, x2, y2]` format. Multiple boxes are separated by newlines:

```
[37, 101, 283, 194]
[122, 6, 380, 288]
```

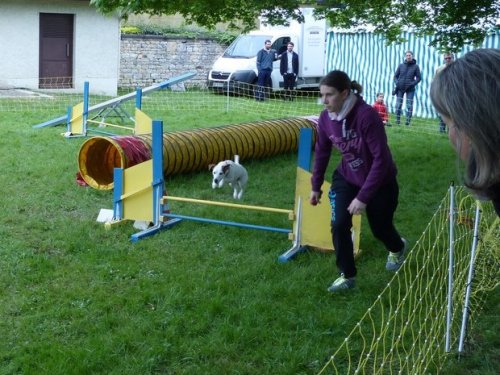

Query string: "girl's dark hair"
[320, 70, 363, 94]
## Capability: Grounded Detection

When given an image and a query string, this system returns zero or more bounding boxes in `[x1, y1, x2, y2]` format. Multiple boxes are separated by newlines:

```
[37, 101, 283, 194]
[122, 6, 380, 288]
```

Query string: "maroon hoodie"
[311, 96, 398, 204]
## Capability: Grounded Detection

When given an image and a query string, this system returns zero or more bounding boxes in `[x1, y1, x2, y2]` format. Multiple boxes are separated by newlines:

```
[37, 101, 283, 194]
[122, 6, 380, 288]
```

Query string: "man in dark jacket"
[255, 40, 279, 101]
[393, 51, 421, 126]
[279, 42, 299, 100]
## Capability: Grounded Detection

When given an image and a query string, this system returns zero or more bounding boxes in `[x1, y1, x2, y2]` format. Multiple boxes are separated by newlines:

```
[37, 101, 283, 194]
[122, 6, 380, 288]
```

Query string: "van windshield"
[223, 35, 273, 58]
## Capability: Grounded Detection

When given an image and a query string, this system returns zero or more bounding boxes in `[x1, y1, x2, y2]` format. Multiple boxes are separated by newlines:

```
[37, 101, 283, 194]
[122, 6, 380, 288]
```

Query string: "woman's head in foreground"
[430, 48, 500, 200]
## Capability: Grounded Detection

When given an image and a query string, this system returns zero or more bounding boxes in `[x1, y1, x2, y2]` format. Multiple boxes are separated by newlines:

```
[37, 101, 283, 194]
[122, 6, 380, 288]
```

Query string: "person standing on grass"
[279, 42, 299, 101]
[372, 92, 389, 126]
[393, 51, 421, 126]
[430, 48, 500, 217]
[309, 70, 407, 293]
[255, 40, 279, 101]
[434, 52, 455, 133]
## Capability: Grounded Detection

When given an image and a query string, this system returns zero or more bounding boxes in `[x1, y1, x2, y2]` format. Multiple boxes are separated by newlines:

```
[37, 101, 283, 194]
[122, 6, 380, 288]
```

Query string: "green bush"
[120, 24, 237, 45]
[120, 26, 141, 34]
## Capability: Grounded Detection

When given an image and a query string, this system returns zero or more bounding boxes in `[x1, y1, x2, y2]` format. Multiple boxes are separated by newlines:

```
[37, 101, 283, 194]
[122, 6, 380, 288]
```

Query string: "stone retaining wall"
[119, 34, 227, 88]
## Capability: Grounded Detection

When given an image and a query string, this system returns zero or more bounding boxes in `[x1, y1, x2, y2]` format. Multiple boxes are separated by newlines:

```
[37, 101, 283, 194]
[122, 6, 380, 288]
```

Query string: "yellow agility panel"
[122, 159, 153, 222]
[70, 102, 84, 135]
[135, 108, 152, 135]
[294, 167, 361, 255]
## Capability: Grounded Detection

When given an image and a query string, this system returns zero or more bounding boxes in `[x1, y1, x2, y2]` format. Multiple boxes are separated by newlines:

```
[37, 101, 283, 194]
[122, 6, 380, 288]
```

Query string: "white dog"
[209, 155, 248, 199]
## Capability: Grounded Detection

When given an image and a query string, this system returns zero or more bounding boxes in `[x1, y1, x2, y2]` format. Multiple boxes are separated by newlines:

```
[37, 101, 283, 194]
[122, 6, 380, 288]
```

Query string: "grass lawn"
[0, 94, 498, 374]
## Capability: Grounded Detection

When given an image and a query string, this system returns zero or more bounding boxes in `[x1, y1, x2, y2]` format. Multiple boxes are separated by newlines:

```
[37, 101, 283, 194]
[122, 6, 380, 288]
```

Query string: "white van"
[207, 8, 327, 93]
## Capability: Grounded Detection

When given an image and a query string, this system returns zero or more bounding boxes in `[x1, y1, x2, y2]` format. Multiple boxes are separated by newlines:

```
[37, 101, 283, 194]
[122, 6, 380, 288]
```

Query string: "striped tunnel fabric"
[325, 30, 499, 119]
[78, 117, 318, 190]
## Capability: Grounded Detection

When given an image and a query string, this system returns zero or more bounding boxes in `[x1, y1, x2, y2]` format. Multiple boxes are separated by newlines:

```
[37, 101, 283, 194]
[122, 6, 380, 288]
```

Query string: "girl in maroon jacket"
[309, 70, 407, 293]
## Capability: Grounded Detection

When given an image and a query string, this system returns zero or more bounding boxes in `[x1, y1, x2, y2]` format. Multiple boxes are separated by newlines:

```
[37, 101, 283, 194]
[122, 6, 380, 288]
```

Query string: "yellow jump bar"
[162, 195, 294, 216]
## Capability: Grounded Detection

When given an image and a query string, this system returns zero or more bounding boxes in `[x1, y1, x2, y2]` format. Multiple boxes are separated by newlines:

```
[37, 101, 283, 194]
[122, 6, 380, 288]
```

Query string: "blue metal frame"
[112, 120, 317, 256]
[297, 128, 313, 171]
[65, 106, 72, 134]
[82, 81, 89, 135]
[127, 120, 300, 243]
[164, 213, 291, 234]
[130, 120, 183, 242]
[151, 120, 164, 226]
[135, 88, 142, 110]
[113, 167, 124, 221]
[277, 128, 314, 262]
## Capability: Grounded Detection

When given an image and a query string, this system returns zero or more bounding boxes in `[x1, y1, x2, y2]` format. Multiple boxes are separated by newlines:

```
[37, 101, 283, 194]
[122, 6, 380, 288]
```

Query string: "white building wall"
[0, 0, 120, 95]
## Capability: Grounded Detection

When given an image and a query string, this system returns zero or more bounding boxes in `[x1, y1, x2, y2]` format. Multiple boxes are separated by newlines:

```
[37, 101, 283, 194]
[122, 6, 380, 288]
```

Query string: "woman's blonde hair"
[430, 48, 500, 200]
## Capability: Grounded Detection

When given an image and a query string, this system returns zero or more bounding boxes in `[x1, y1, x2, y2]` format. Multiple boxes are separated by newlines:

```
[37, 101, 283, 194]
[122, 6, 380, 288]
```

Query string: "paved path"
[0, 87, 52, 98]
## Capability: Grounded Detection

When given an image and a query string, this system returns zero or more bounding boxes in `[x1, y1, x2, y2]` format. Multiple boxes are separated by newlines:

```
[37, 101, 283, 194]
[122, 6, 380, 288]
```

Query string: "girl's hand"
[348, 198, 366, 215]
[309, 191, 322, 206]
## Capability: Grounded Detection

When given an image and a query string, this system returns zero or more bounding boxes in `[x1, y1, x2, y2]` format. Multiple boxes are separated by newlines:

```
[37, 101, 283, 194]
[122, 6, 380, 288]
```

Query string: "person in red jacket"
[372, 92, 390, 126]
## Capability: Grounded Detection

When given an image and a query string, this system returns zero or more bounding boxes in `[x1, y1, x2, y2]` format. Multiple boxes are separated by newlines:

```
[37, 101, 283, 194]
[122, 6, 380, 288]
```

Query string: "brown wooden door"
[39, 13, 74, 89]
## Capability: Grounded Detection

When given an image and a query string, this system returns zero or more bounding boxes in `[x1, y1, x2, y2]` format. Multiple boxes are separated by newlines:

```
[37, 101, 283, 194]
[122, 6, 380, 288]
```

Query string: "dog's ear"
[222, 163, 231, 174]
[208, 164, 216, 171]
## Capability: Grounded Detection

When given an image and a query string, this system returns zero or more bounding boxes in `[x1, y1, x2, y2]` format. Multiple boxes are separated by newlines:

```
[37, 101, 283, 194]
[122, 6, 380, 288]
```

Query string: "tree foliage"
[91, 0, 499, 51]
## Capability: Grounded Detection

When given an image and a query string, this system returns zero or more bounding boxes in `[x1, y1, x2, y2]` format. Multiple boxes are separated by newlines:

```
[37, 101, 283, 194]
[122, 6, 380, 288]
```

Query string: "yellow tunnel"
[78, 117, 318, 190]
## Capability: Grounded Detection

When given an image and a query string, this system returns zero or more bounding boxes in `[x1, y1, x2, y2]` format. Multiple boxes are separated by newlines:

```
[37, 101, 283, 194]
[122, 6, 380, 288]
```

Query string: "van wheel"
[242, 78, 257, 98]
[230, 80, 253, 98]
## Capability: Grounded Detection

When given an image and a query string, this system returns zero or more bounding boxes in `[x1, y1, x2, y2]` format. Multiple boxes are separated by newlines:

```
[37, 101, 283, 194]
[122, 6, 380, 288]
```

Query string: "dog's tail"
[234, 155, 240, 165]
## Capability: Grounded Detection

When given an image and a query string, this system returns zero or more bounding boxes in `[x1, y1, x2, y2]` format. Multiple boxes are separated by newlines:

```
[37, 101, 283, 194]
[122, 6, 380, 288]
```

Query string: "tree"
[91, 0, 499, 51]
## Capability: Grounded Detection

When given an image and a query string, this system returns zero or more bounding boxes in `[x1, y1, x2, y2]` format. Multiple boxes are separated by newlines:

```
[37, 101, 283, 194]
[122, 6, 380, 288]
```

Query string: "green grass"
[0, 101, 497, 375]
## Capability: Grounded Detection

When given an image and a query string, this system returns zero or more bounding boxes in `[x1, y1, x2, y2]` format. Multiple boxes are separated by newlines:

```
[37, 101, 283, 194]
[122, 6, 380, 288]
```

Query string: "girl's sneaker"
[386, 238, 408, 271]
[327, 273, 355, 292]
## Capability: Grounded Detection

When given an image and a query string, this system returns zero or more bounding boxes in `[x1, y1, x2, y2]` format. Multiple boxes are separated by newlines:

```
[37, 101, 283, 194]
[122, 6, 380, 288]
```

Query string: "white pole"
[226, 72, 233, 113]
[445, 183, 455, 352]
[458, 203, 481, 352]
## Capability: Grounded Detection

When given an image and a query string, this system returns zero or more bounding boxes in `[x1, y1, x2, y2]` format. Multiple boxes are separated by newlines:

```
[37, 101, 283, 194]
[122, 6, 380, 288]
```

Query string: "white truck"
[207, 8, 327, 93]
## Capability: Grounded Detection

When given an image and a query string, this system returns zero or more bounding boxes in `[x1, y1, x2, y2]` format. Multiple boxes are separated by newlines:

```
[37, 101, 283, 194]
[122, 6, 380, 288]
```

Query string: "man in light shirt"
[279, 42, 299, 100]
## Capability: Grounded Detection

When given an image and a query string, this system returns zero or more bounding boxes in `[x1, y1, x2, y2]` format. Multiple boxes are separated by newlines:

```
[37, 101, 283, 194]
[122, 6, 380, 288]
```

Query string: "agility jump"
[105, 120, 361, 261]
[60, 82, 154, 138]
[32, 72, 197, 134]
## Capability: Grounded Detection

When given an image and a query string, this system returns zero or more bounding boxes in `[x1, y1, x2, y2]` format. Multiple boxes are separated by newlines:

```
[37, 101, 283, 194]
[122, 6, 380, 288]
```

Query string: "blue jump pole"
[130, 120, 182, 242]
[82, 81, 89, 134]
[277, 128, 314, 263]
[163, 213, 292, 234]
[136, 88, 142, 110]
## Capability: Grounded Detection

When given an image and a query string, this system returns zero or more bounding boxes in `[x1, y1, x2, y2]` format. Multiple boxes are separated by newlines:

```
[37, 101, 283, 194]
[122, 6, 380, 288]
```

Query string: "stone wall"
[119, 34, 227, 88]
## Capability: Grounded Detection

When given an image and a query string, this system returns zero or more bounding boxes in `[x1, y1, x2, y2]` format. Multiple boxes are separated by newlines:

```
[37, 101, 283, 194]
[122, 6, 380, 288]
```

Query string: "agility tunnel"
[78, 117, 318, 190]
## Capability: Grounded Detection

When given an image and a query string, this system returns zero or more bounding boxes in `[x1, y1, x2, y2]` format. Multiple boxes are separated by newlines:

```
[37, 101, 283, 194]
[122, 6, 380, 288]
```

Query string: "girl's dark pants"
[329, 170, 403, 278]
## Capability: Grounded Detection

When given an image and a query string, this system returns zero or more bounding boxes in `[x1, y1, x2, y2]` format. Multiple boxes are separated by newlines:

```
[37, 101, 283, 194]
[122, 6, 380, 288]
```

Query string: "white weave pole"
[445, 183, 455, 352]
[458, 202, 481, 353]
